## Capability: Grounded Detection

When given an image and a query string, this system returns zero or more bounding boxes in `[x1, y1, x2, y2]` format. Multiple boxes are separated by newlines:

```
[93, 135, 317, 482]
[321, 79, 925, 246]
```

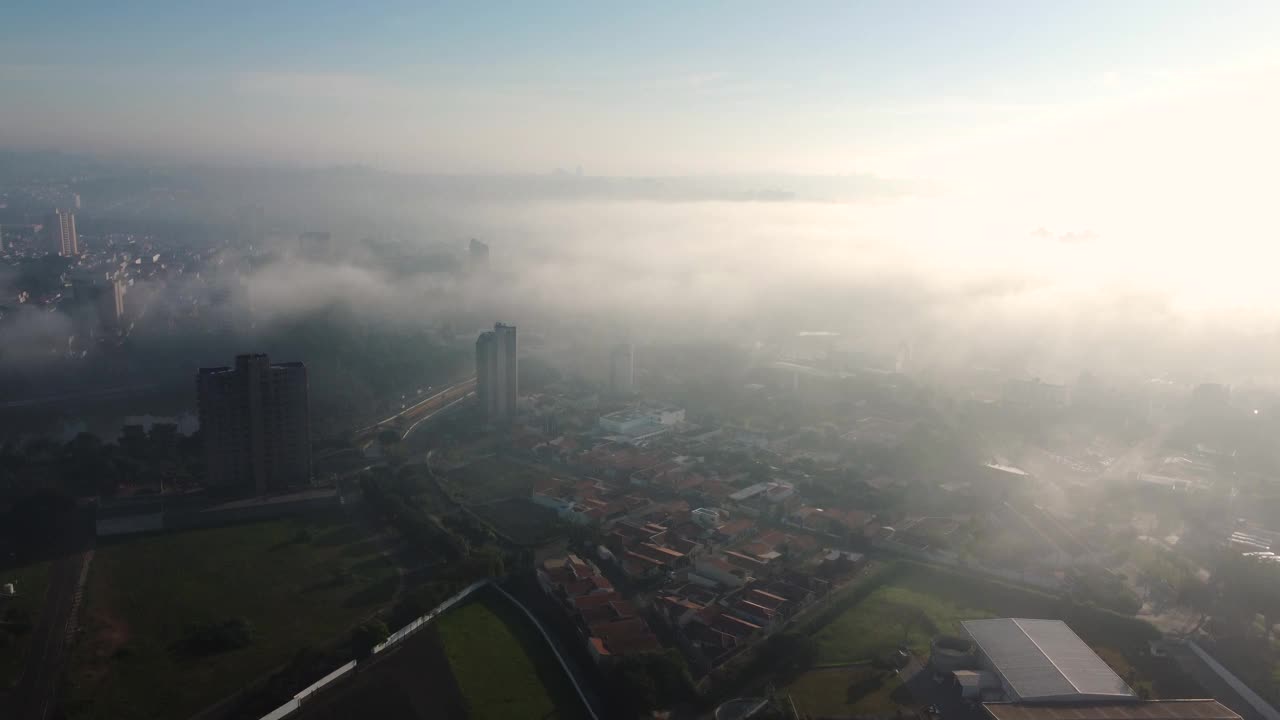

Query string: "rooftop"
[962, 619, 1135, 702]
[983, 701, 1240, 720]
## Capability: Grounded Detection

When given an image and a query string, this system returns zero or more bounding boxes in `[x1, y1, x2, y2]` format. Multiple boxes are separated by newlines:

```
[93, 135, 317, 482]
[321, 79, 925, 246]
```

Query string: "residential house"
[692, 555, 751, 588]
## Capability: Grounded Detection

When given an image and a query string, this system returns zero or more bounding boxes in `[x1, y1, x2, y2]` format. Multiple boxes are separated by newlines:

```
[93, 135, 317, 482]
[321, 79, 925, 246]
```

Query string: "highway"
[352, 376, 476, 446]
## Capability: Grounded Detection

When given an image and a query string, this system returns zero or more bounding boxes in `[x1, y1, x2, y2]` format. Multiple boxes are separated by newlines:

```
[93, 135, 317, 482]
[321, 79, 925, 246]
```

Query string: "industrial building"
[597, 403, 684, 440]
[983, 701, 1240, 720]
[927, 618, 1244, 720]
[931, 619, 1136, 703]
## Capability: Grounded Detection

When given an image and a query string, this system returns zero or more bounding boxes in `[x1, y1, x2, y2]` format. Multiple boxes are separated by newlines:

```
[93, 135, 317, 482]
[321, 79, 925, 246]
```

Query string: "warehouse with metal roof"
[961, 619, 1137, 703]
[983, 700, 1242, 720]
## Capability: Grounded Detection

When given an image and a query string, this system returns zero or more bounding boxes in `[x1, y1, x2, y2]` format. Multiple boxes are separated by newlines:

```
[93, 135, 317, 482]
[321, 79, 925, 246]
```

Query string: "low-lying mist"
[5, 169, 1280, 388]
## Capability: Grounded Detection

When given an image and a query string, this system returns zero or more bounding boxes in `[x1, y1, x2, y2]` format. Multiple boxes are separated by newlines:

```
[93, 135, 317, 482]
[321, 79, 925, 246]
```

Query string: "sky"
[2, 1, 1278, 176]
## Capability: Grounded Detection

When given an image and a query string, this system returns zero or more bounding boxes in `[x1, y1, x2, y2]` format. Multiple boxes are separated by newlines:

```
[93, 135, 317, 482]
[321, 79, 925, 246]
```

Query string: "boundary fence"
[490, 584, 601, 720]
[253, 579, 598, 720]
[254, 580, 487, 720]
[1186, 641, 1280, 720]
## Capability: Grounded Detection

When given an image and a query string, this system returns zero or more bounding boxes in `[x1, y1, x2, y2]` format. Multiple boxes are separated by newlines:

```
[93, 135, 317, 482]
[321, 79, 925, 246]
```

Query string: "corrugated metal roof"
[963, 619, 1136, 701]
[983, 700, 1241, 720]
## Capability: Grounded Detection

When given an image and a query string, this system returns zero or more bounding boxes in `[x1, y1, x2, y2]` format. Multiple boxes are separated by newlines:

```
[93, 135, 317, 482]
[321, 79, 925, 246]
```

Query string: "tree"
[606, 650, 693, 715]
[884, 603, 928, 646]
[177, 617, 254, 656]
[765, 632, 818, 679]
[350, 619, 389, 659]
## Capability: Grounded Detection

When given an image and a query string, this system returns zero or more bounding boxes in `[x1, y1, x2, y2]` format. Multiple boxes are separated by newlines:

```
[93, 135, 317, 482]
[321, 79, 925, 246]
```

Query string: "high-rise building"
[197, 354, 312, 495]
[468, 238, 490, 273]
[72, 193, 81, 210]
[609, 343, 634, 395]
[45, 209, 78, 257]
[70, 271, 127, 336]
[109, 273, 127, 329]
[476, 323, 518, 423]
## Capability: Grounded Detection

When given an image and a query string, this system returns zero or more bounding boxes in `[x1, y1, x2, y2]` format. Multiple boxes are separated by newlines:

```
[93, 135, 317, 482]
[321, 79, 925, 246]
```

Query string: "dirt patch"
[74, 607, 131, 686]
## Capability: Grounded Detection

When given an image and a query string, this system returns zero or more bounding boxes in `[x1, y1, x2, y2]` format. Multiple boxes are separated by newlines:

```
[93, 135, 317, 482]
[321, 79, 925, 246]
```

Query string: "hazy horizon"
[5, 2, 1280, 386]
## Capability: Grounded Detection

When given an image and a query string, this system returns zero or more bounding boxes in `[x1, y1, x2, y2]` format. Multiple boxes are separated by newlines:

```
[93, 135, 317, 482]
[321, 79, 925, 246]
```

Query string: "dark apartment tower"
[468, 238, 490, 273]
[197, 354, 312, 495]
[475, 323, 517, 423]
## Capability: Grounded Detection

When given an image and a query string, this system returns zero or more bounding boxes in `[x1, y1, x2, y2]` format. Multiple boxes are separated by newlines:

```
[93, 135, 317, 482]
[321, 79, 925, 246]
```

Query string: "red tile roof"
[724, 550, 769, 569]
[711, 613, 762, 639]
[640, 543, 685, 560]
[684, 621, 738, 650]
[718, 518, 755, 537]
[747, 588, 789, 610]
[589, 617, 663, 656]
[574, 592, 622, 610]
[733, 599, 778, 619]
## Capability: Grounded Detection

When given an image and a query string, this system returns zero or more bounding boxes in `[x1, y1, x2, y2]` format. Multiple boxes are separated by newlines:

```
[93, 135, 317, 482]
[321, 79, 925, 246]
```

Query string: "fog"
[5, 166, 1280, 389]
[237, 187, 1280, 384]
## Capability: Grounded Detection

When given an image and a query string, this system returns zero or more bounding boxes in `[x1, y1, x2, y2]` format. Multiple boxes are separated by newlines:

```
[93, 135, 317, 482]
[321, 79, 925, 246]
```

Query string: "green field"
[0, 560, 51, 689]
[290, 590, 586, 720]
[64, 516, 400, 720]
[469, 498, 560, 545]
[812, 581, 995, 664]
[788, 666, 907, 718]
[437, 596, 582, 719]
[443, 458, 548, 505]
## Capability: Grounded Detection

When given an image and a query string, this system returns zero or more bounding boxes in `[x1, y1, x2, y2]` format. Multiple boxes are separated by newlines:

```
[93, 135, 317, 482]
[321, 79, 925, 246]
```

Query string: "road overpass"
[352, 376, 476, 446]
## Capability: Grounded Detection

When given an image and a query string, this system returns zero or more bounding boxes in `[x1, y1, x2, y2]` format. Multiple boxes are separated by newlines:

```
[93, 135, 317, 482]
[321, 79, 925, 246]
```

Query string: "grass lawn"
[64, 515, 400, 720]
[812, 581, 995, 664]
[290, 589, 586, 720]
[0, 560, 51, 689]
[443, 459, 548, 505]
[469, 498, 560, 545]
[436, 593, 585, 720]
[788, 666, 908, 718]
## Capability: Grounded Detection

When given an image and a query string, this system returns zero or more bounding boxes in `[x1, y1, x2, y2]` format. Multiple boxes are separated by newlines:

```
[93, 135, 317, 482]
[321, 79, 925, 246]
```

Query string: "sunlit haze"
[8, 6, 1280, 720]
[5, 3, 1280, 337]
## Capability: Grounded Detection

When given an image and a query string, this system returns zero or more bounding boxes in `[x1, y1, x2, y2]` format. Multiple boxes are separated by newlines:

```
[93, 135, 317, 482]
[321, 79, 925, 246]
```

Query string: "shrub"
[350, 619, 389, 659]
[176, 617, 254, 656]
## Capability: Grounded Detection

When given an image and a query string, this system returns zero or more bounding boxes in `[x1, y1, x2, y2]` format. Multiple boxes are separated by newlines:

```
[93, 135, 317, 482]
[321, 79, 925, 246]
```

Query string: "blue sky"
[2, 1, 1278, 174]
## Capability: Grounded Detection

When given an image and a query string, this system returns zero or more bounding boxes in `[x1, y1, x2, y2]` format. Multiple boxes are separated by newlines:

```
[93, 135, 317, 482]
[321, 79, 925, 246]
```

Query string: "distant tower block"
[468, 238, 490, 273]
[610, 343, 634, 394]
